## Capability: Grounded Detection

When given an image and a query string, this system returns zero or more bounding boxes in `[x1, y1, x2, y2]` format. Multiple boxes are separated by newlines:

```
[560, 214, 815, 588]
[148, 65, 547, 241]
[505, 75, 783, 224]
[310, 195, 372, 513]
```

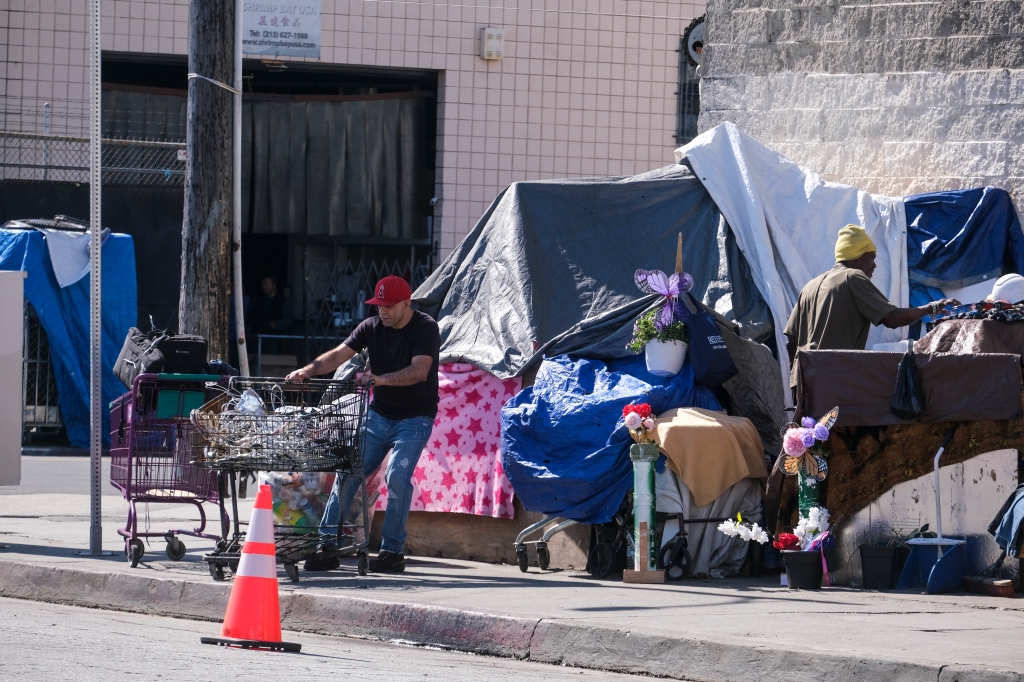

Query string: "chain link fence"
[0, 93, 186, 187]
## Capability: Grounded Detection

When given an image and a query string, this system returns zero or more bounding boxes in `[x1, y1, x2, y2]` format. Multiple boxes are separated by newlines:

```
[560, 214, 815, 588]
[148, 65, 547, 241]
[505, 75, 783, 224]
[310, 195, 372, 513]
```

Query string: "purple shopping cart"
[110, 373, 228, 567]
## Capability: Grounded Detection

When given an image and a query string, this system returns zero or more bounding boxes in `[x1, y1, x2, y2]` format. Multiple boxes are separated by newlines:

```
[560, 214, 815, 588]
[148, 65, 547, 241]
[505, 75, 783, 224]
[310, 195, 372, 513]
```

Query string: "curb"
[1, 560, 1021, 682]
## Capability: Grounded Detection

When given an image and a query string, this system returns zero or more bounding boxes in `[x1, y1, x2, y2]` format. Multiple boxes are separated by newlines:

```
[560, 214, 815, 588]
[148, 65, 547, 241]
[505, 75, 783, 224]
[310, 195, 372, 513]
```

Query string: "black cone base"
[200, 636, 301, 652]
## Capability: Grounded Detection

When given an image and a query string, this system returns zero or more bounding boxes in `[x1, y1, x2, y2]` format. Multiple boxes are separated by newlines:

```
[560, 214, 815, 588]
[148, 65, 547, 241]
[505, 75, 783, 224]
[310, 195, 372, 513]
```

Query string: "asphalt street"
[0, 597, 649, 681]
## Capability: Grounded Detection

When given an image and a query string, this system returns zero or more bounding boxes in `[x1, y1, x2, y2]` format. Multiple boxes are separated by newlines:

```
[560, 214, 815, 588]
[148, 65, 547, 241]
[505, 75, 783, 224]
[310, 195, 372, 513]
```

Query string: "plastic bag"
[890, 349, 925, 419]
[686, 293, 738, 387]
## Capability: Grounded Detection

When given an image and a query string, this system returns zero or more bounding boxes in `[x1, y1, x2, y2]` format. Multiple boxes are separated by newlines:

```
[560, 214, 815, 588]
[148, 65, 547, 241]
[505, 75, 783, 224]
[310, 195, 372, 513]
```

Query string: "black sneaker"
[304, 549, 341, 572]
[369, 551, 405, 573]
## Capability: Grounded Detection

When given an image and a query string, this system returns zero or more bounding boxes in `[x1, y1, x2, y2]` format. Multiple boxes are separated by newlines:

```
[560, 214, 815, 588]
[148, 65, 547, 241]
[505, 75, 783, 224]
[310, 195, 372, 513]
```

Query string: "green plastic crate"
[156, 389, 207, 419]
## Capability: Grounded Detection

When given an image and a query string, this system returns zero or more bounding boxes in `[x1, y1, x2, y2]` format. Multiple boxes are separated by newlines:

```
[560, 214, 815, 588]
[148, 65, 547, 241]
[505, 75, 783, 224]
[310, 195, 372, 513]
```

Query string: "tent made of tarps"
[414, 162, 773, 378]
[0, 229, 137, 448]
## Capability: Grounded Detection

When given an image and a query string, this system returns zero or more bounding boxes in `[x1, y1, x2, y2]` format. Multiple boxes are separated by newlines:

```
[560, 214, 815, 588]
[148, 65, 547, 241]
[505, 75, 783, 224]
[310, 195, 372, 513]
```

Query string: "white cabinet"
[0, 271, 26, 485]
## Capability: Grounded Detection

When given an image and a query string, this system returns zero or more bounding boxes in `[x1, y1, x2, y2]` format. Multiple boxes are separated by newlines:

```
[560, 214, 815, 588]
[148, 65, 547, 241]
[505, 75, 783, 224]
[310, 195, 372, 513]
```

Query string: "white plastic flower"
[642, 418, 655, 430]
[624, 412, 642, 429]
[749, 523, 769, 544]
[717, 519, 740, 536]
[808, 507, 830, 533]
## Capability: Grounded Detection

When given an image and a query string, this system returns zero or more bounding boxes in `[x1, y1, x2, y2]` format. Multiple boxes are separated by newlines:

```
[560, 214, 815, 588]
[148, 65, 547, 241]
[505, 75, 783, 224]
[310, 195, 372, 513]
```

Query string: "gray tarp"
[414, 162, 772, 378]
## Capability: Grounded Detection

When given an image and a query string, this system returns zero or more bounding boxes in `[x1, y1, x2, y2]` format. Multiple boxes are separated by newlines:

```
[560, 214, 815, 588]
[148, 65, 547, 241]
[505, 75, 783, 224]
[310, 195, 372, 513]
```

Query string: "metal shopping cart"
[109, 374, 229, 567]
[189, 377, 370, 582]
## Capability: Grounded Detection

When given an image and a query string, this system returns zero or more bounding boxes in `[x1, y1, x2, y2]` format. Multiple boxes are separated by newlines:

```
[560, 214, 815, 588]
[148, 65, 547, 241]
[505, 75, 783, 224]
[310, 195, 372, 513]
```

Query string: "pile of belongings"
[943, 302, 1024, 324]
[190, 386, 362, 469]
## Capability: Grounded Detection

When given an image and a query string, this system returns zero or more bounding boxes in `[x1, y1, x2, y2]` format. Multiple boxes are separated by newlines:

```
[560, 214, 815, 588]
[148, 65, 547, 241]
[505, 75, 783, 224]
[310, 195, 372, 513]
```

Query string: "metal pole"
[88, 0, 103, 555]
[232, 0, 250, 377]
[42, 102, 51, 181]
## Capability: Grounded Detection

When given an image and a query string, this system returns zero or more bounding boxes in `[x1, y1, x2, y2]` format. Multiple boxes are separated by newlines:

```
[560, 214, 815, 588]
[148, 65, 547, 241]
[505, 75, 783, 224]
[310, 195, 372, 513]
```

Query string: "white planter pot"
[645, 339, 688, 377]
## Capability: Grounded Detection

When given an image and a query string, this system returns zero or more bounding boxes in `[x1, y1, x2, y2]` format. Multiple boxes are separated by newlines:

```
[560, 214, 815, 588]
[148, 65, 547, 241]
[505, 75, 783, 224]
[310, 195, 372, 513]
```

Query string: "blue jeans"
[319, 409, 434, 554]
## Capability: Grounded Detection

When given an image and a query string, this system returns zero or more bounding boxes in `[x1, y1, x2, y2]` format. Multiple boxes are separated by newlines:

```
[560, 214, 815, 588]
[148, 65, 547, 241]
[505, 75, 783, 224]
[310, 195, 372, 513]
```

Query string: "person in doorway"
[249, 274, 293, 354]
[784, 224, 959, 392]
[286, 275, 439, 573]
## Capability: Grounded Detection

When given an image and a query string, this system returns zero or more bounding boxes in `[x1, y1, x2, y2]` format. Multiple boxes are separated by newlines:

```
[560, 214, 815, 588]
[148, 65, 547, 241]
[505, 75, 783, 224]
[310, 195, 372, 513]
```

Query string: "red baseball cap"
[366, 275, 412, 306]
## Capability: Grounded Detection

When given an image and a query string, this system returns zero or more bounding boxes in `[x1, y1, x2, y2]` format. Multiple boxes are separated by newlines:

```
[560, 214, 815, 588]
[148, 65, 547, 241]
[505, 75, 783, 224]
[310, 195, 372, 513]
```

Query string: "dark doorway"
[242, 233, 289, 301]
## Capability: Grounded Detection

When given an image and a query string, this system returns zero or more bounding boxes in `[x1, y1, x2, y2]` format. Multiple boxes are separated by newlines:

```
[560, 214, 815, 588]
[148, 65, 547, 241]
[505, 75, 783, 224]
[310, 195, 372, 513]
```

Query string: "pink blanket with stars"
[374, 362, 521, 519]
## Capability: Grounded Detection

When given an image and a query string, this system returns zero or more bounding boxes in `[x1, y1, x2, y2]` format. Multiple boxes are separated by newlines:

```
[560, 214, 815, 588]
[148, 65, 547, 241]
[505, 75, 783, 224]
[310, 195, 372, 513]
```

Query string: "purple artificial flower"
[800, 428, 816, 448]
[678, 272, 695, 293]
[813, 423, 830, 441]
[801, 417, 816, 429]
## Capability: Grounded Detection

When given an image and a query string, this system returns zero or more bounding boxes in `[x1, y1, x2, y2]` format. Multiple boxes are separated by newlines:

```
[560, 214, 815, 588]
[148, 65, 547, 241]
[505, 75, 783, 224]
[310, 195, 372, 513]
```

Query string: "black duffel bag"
[114, 325, 208, 388]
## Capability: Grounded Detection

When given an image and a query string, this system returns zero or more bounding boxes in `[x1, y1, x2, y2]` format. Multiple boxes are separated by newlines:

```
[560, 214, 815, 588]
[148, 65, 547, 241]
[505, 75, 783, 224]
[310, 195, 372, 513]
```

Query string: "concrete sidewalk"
[3, 458, 1024, 681]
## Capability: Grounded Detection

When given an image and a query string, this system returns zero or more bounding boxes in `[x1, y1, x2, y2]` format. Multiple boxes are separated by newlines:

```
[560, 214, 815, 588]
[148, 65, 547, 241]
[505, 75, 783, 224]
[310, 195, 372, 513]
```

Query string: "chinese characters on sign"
[242, 2, 321, 59]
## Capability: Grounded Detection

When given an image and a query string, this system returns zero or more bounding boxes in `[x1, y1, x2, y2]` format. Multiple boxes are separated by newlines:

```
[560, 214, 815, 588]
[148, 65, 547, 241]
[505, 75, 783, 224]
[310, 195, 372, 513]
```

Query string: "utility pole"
[181, 0, 235, 359]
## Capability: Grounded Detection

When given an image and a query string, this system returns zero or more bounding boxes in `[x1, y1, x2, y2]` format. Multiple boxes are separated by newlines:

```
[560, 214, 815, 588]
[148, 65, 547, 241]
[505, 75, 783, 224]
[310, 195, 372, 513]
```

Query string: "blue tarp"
[0, 230, 137, 447]
[905, 187, 1024, 310]
[500, 353, 721, 524]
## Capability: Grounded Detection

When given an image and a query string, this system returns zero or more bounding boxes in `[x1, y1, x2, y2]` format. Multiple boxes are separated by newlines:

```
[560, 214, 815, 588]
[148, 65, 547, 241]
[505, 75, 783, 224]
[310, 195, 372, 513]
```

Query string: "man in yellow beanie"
[784, 224, 958, 390]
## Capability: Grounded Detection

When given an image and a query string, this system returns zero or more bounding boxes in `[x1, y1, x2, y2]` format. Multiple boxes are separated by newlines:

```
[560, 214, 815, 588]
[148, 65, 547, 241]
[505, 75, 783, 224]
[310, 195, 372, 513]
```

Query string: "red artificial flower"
[623, 403, 653, 419]
[772, 532, 800, 551]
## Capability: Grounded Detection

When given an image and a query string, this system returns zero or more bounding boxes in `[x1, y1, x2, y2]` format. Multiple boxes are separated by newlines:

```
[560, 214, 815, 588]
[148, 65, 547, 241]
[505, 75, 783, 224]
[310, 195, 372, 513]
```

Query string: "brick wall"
[699, 0, 1024, 208]
[1, 0, 705, 258]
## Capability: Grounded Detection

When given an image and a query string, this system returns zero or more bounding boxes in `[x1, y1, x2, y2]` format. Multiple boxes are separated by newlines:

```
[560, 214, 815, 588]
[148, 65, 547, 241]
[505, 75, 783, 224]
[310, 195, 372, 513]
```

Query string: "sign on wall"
[242, 2, 321, 59]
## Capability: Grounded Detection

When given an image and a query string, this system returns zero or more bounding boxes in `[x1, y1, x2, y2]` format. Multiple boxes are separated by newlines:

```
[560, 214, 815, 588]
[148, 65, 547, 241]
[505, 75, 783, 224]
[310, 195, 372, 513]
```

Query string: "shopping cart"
[109, 373, 229, 567]
[189, 377, 370, 582]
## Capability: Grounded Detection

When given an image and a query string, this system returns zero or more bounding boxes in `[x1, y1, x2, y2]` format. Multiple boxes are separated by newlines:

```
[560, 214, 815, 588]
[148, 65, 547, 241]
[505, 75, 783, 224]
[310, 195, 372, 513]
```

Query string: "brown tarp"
[795, 350, 1022, 427]
[915, 319, 1024, 357]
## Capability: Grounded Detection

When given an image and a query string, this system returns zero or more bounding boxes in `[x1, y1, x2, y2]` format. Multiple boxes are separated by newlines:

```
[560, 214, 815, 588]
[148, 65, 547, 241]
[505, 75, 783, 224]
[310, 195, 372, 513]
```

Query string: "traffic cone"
[201, 484, 300, 652]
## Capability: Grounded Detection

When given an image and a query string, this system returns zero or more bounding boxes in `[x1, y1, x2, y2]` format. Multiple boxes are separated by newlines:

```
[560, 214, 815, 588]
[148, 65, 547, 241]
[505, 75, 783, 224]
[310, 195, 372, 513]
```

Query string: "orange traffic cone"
[201, 484, 300, 652]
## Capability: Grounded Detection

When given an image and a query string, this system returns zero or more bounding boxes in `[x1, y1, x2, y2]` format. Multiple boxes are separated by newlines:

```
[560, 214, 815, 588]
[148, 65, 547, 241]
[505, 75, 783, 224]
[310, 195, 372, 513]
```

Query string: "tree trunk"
[180, 0, 234, 360]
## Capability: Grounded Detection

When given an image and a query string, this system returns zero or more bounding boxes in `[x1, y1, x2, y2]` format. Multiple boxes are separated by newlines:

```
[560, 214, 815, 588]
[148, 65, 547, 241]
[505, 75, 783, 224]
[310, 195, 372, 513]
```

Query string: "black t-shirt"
[342, 311, 440, 420]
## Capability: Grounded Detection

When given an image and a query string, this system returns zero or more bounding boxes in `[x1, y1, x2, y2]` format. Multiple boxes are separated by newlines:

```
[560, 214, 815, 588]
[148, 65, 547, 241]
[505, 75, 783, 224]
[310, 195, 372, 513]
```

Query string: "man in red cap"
[287, 275, 439, 573]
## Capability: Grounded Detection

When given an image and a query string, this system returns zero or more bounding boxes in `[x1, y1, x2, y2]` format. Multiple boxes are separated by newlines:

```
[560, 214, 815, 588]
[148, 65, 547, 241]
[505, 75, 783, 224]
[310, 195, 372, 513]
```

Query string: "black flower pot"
[783, 550, 823, 590]
[860, 545, 911, 590]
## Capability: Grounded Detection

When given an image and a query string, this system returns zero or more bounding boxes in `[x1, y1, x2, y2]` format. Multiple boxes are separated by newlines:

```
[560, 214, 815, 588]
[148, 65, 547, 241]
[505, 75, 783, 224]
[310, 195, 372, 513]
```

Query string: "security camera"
[429, 197, 440, 206]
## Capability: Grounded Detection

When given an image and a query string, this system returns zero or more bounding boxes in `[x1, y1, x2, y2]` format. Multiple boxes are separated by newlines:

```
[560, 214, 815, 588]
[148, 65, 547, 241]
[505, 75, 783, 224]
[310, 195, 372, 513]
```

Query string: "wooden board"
[622, 568, 666, 584]
[370, 496, 591, 569]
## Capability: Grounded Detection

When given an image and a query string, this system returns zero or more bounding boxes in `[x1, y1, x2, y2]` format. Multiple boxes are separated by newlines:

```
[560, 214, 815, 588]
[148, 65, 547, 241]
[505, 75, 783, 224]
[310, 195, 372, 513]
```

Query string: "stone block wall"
[699, 0, 1024, 207]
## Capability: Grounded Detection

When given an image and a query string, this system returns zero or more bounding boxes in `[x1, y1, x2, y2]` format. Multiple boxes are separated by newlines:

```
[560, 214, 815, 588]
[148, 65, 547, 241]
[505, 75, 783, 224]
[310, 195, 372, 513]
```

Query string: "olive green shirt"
[784, 265, 897, 387]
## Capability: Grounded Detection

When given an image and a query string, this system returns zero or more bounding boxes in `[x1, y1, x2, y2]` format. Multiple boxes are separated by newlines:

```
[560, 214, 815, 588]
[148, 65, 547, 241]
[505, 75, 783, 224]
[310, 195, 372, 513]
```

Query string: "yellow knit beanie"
[834, 224, 876, 262]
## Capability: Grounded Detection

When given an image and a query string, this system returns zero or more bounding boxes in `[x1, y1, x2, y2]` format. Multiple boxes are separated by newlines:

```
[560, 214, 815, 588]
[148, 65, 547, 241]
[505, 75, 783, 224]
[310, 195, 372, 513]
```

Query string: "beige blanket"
[653, 408, 768, 508]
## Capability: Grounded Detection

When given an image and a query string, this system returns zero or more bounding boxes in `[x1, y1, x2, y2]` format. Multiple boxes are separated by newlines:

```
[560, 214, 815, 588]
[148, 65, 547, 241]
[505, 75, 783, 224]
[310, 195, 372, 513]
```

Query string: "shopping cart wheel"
[208, 562, 226, 581]
[516, 546, 529, 573]
[357, 551, 369, 576]
[285, 564, 299, 583]
[587, 543, 614, 579]
[127, 539, 144, 568]
[536, 544, 551, 571]
[165, 536, 186, 561]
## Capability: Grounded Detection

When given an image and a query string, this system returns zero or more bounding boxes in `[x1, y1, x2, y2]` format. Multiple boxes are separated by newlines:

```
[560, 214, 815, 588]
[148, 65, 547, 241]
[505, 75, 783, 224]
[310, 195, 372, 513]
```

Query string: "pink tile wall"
[3, 0, 706, 256]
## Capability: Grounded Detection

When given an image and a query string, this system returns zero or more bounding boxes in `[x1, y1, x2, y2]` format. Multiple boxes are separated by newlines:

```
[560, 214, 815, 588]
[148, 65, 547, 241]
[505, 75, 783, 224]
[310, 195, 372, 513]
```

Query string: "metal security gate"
[22, 302, 63, 443]
[303, 256, 431, 358]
